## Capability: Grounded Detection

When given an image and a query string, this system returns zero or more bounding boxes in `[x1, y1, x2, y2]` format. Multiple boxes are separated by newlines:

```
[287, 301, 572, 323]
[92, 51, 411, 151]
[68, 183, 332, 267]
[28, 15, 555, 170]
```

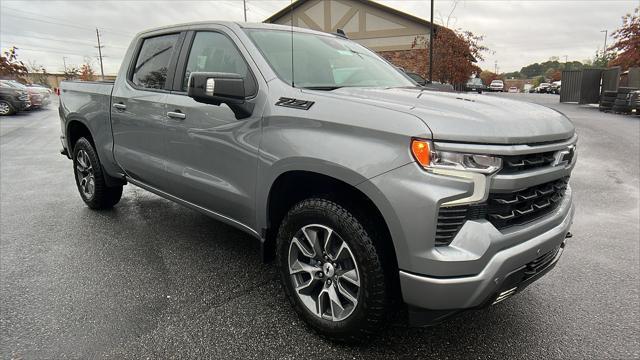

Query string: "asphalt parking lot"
[1, 94, 638, 359]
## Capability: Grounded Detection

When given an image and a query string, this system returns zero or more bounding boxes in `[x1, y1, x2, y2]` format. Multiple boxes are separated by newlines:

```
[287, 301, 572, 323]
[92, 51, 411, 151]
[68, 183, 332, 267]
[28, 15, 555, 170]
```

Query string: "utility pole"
[95, 28, 105, 80]
[62, 56, 68, 72]
[428, 0, 434, 83]
[564, 55, 568, 64]
[600, 29, 608, 56]
[243, 0, 247, 22]
[494, 60, 498, 74]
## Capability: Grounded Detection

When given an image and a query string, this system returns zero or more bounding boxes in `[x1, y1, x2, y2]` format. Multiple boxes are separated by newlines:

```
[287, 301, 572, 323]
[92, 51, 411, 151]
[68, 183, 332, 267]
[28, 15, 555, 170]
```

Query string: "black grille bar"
[499, 151, 556, 174]
[435, 177, 569, 246]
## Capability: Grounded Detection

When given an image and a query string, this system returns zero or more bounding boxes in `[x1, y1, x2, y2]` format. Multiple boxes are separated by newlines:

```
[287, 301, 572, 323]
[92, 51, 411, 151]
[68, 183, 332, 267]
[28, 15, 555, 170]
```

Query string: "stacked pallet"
[600, 87, 639, 114]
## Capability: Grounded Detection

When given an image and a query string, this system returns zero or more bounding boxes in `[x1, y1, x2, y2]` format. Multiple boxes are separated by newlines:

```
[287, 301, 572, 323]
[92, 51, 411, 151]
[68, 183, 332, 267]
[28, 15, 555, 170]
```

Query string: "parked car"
[548, 81, 561, 94]
[0, 80, 31, 115]
[405, 72, 427, 86]
[26, 84, 51, 106]
[59, 22, 577, 342]
[465, 78, 485, 93]
[489, 79, 504, 92]
[535, 83, 551, 93]
[508, 86, 518, 93]
[2, 80, 48, 108]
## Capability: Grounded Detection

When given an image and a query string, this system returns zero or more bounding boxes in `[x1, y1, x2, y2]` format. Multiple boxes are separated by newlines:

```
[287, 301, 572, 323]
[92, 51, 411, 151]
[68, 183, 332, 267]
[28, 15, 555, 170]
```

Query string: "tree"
[79, 63, 95, 81]
[532, 76, 546, 87]
[479, 70, 499, 85]
[63, 65, 80, 80]
[27, 61, 50, 86]
[0, 46, 29, 81]
[592, 50, 617, 68]
[411, 27, 488, 85]
[608, 7, 640, 70]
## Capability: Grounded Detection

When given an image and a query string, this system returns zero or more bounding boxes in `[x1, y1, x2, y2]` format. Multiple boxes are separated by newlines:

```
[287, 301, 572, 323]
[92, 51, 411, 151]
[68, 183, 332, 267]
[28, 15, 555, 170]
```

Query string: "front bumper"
[400, 198, 573, 314]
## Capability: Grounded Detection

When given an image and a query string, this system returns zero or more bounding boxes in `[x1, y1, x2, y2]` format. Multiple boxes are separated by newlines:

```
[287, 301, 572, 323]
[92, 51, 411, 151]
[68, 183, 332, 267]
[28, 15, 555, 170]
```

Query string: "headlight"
[410, 139, 501, 174]
[411, 139, 502, 205]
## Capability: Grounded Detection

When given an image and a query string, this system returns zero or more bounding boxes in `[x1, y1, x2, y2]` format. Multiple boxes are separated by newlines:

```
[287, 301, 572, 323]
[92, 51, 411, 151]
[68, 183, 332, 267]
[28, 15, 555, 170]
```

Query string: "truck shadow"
[93, 190, 560, 357]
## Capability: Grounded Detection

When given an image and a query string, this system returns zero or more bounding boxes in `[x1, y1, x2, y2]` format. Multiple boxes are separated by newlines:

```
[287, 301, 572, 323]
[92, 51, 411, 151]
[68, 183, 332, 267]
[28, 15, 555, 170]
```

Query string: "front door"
[163, 30, 263, 229]
[111, 32, 181, 190]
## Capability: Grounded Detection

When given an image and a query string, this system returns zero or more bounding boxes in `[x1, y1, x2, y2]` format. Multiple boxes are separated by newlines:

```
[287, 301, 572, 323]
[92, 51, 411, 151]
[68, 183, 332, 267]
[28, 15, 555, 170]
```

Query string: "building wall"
[267, 0, 429, 52]
[25, 73, 116, 89]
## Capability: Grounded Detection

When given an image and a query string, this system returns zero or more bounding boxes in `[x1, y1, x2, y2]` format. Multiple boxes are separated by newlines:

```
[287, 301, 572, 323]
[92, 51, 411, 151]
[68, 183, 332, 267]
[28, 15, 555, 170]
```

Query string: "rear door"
[111, 32, 184, 190]
[162, 28, 263, 229]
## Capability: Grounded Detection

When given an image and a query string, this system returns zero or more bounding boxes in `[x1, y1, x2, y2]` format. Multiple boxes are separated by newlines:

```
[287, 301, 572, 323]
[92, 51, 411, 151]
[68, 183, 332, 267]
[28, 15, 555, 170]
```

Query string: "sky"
[0, 0, 637, 75]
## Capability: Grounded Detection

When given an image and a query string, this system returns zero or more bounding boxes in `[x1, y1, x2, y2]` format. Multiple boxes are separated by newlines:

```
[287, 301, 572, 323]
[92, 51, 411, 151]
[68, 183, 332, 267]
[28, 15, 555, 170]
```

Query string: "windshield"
[245, 29, 415, 89]
[467, 78, 482, 85]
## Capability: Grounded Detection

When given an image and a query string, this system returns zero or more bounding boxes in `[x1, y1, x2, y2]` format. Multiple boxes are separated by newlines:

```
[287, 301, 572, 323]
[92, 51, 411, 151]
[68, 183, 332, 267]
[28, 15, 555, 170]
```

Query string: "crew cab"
[59, 22, 577, 342]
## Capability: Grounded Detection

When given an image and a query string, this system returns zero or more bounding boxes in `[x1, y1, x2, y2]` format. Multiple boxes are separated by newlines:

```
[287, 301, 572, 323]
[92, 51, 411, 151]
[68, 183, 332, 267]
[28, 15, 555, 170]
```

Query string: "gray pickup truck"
[59, 22, 576, 342]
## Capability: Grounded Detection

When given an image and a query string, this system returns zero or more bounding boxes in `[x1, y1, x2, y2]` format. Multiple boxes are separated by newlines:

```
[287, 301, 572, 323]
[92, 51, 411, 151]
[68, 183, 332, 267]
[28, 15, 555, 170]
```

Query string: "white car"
[489, 80, 504, 92]
[508, 87, 518, 93]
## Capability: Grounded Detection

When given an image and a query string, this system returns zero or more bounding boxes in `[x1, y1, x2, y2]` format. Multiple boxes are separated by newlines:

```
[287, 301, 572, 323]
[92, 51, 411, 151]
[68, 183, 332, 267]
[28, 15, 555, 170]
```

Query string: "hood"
[331, 87, 575, 144]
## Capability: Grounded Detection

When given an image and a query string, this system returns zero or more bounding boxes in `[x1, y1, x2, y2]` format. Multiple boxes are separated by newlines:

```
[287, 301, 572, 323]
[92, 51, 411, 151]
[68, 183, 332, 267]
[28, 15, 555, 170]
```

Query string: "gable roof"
[264, 0, 436, 31]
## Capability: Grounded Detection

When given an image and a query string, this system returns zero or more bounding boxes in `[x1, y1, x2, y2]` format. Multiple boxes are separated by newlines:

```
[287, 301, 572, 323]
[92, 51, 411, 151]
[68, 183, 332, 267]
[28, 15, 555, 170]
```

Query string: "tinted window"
[183, 32, 252, 93]
[132, 33, 180, 89]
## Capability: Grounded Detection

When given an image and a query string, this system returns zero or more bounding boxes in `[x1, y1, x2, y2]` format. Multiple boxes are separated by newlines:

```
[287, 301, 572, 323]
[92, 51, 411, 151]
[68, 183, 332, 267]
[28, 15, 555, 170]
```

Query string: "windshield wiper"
[303, 86, 343, 91]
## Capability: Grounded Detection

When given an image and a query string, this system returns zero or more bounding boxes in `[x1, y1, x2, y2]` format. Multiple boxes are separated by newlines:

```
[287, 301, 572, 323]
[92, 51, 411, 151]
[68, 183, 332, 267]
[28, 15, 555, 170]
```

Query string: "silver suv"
[59, 22, 576, 342]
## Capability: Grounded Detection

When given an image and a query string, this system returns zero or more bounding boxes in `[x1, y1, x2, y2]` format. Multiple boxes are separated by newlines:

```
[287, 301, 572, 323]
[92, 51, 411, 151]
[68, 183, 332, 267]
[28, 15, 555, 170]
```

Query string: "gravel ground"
[1, 94, 638, 359]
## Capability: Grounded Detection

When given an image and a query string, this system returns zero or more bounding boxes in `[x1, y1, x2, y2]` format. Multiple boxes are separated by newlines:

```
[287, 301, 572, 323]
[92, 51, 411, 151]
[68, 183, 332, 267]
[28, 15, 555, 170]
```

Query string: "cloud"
[0, 0, 636, 75]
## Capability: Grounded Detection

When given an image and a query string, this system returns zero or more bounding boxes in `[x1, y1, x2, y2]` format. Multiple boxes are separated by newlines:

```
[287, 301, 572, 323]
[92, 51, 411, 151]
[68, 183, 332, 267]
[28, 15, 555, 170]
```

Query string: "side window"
[131, 33, 180, 89]
[183, 32, 254, 94]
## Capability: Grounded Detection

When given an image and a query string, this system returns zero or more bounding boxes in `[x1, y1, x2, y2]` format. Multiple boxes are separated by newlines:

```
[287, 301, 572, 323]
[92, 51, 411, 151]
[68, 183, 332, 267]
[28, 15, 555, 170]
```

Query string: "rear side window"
[182, 31, 255, 94]
[132, 33, 180, 89]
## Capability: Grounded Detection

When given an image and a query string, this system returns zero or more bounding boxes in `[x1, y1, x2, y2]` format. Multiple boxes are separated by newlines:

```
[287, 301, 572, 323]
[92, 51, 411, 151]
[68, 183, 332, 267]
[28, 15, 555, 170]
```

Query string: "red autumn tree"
[608, 7, 640, 70]
[411, 26, 488, 85]
[79, 63, 95, 81]
[479, 70, 500, 85]
[0, 46, 29, 81]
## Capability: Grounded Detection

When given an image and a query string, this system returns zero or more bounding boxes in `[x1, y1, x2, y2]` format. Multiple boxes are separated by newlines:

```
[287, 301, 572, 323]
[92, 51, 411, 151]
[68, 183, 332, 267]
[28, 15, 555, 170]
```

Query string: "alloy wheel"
[288, 224, 360, 322]
[0, 102, 10, 115]
[75, 149, 95, 199]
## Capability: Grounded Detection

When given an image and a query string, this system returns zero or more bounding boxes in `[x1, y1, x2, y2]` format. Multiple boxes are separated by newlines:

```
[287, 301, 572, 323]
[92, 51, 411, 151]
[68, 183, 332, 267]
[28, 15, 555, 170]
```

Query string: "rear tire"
[276, 198, 389, 343]
[72, 137, 123, 209]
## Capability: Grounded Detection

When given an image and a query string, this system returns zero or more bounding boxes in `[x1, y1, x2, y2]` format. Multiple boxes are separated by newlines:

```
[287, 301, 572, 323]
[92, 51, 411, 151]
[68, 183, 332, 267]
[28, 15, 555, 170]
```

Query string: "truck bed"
[59, 80, 118, 176]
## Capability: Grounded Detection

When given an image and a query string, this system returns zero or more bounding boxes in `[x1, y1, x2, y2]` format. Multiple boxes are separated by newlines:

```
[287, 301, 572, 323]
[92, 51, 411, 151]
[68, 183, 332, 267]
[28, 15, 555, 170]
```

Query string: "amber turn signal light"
[411, 139, 432, 167]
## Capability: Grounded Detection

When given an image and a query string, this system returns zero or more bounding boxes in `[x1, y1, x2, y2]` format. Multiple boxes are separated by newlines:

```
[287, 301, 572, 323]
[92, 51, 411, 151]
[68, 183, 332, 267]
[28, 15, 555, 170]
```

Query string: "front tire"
[276, 198, 389, 342]
[0, 100, 15, 116]
[72, 137, 123, 209]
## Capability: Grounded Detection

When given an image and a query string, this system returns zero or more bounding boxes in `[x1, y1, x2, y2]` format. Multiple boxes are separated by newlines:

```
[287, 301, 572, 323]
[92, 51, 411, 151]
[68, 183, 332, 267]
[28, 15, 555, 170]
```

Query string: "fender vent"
[275, 97, 314, 110]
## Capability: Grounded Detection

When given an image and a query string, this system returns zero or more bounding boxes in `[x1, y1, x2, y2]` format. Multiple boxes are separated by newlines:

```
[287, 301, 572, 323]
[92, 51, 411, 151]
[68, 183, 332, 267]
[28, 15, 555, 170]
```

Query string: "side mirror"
[187, 72, 254, 119]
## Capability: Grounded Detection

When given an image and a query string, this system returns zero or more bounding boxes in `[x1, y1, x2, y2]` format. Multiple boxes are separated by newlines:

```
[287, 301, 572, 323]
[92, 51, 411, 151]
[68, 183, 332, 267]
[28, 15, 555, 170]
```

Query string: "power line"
[1, 6, 133, 37]
[2, 33, 127, 49]
[1, 11, 132, 38]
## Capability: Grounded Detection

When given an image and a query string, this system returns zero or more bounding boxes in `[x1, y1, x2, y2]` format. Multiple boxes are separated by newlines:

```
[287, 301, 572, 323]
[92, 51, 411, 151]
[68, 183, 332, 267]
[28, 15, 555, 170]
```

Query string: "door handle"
[167, 111, 186, 120]
[112, 103, 126, 110]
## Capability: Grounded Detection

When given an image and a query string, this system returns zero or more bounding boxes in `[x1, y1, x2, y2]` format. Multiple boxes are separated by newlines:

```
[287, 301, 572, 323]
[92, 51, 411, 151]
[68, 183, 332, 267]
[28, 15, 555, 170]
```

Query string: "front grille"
[499, 151, 556, 174]
[435, 177, 569, 245]
[486, 177, 569, 229]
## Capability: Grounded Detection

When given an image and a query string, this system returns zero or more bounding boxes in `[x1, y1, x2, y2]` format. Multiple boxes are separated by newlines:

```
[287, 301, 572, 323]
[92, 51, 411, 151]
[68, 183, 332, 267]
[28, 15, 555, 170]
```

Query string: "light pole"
[243, 0, 247, 22]
[600, 29, 608, 56]
[428, 0, 434, 83]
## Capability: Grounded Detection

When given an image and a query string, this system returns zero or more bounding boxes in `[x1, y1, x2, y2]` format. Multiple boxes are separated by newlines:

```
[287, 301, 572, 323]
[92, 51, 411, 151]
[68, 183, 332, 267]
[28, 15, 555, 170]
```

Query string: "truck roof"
[136, 21, 338, 39]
